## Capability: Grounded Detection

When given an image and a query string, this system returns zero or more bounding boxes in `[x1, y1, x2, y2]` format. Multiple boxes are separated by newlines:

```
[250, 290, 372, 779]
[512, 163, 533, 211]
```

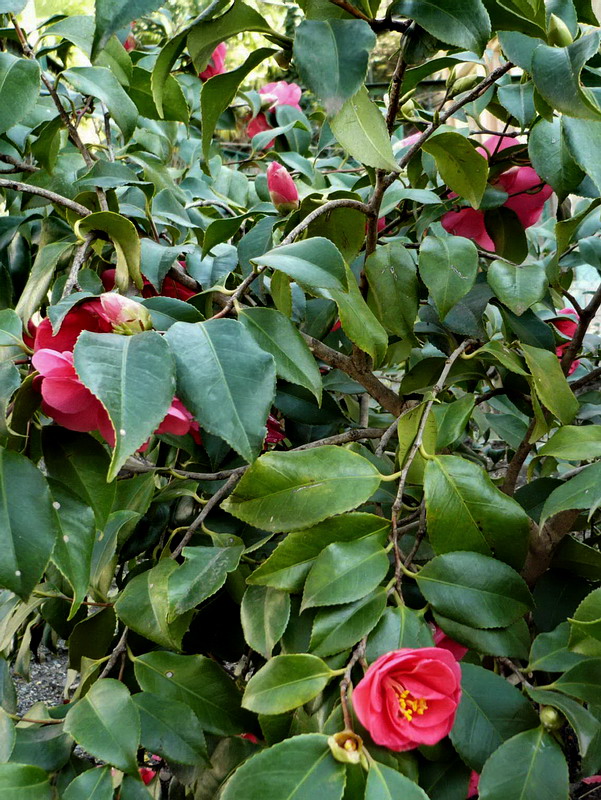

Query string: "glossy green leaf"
[63, 766, 114, 800]
[528, 117, 583, 200]
[14, 240, 74, 326]
[521, 344, 579, 425]
[165, 319, 276, 463]
[74, 331, 175, 481]
[552, 535, 601, 581]
[248, 513, 389, 591]
[10, 724, 72, 772]
[548, 659, 601, 704]
[151, 30, 186, 118]
[93, 0, 165, 55]
[129, 66, 188, 122]
[252, 237, 348, 292]
[0, 448, 59, 599]
[390, 0, 491, 54]
[243, 654, 332, 714]
[221, 734, 345, 800]
[133, 651, 251, 735]
[302, 537, 389, 609]
[241, 585, 291, 658]
[64, 679, 140, 774]
[115, 560, 192, 649]
[497, 82, 536, 128]
[309, 588, 387, 656]
[539, 425, 601, 460]
[366, 606, 434, 664]
[0, 53, 40, 135]
[221, 446, 382, 532]
[570, 587, 601, 643]
[424, 455, 530, 569]
[330, 86, 399, 172]
[487, 260, 547, 316]
[365, 242, 418, 339]
[75, 212, 142, 291]
[63, 67, 139, 140]
[415, 552, 533, 628]
[132, 692, 207, 765]
[0, 764, 52, 800]
[366, 761, 429, 800]
[0, 708, 14, 763]
[531, 32, 601, 120]
[239, 308, 322, 402]
[528, 623, 586, 672]
[294, 19, 375, 115]
[434, 614, 530, 659]
[496, 0, 546, 31]
[478, 728, 569, 800]
[419, 234, 478, 319]
[167, 544, 243, 618]
[539, 462, 601, 528]
[562, 116, 601, 192]
[422, 133, 488, 208]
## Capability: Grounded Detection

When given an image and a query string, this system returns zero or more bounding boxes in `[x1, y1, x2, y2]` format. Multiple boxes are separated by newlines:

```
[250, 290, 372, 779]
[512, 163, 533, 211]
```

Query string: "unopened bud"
[548, 14, 573, 47]
[328, 731, 368, 769]
[449, 74, 483, 97]
[98, 293, 152, 335]
[400, 99, 417, 119]
[540, 706, 563, 731]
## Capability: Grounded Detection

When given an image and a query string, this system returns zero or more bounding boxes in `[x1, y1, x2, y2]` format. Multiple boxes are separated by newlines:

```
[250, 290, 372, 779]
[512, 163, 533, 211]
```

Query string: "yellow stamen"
[395, 687, 428, 722]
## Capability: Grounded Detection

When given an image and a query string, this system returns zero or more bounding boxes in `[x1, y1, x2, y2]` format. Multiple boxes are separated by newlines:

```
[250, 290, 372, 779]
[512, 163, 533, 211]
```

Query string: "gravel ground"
[13, 644, 68, 715]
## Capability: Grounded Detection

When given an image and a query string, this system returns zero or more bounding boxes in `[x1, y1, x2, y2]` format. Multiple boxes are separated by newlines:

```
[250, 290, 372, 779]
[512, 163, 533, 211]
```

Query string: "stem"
[501, 418, 536, 495]
[0, 154, 38, 172]
[61, 233, 93, 298]
[98, 628, 129, 680]
[339, 637, 367, 731]
[560, 282, 601, 374]
[0, 178, 91, 217]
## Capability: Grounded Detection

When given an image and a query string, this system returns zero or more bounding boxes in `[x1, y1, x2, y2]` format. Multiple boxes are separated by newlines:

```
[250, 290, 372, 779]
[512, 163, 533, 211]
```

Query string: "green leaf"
[63, 67, 139, 140]
[0, 448, 59, 599]
[0, 53, 40, 135]
[75, 212, 142, 291]
[165, 320, 276, 463]
[528, 117, 583, 201]
[93, 0, 165, 55]
[365, 242, 418, 339]
[521, 344, 579, 425]
[366, 606, 434, 663]
[167, 544, 243, 618]
[294, 19, 376, 115]
[539, 425, 601, 460]
[366, 761, 430, 800]
[0, 764, 51, 800]
[63, 766, 114, 800]
[241, 585, 291, 658]
[496, 0, 546, 31]
[243, 654, 332, 714]
[74, 331, 175, 481]
[547, 659, 601, 705]
[433, 395, 475, 449]
[41, 15, 94, 56]
[528, 623, 586, 672]
[424, 455, 530, 569]
[419, 234, 478, 319]
[0, 707, 14, 763]
[390, 0, 491, 54]
[309, 588, 387, 656]
[330, 86, 399, 172]
[302, 537, 389, 610]
[64, 679, 140, 774]
[478, 727, 569, 800]
[151, 30, 186, 118]
[201, 48, 275, 159]
[14, 240, 74, 325]
[540, 462, 601, 527]
[570, 587, 601, 642]
[450, 663, 538, 772]
[114, 560, 192, 649]
[531, 32, 601, 120]
[422, 133, 488, 209]
[221, 446, 382, 532]
[248, 513, 389, 591]
[10, 724, 72, 772]
[187, 1, 282, 72]
[562, 116, 601, 192]
[497, 82, 536, 128]
[487, 260, 547, 316]
[133, 651, 251, 735]
[415, 552, 533, 628]
[129, 66, 188, 122]
[239, 308, 322, 402]
[132, 692, 207, 765]
[252, 237, 348, 292]
[434, 614, 530, 659]
[221, 734, 345, 800]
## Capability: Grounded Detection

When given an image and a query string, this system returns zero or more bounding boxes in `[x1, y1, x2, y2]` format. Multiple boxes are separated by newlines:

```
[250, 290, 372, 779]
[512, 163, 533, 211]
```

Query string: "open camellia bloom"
[353, 648, 462, 751]
[199, 42, 227, 81]
[266, 162, 299, 213]
[442, 134, 553, 251]
[246, 80, 302, 149]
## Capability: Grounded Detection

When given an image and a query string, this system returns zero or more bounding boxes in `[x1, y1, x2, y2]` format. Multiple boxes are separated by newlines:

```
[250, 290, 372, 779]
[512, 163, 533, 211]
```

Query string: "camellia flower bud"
[327, 730, 368, 768]
[98, 293, 152, 335]
[266, 162, 299, 213]
[547, 14, 573, 47]
[540, 705, 563, 731]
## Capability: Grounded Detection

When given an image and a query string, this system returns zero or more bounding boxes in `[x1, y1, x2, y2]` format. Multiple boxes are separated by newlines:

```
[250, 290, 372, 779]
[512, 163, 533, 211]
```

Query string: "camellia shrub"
[3, 0, 601, 797]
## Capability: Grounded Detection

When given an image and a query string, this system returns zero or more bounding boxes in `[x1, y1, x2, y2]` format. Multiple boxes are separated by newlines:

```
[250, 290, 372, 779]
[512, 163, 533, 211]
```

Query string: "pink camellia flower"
[553, 307, 581, 375]
[199, 42, 227, 81]
[467, 771, 480, 798]
[266, 162, 299, 213]
[583, 776, 601, 785]
[352, 648, 462, 752]
[441, 134, 553, 251]
[259, 81, 302, 111]
[433, 626, 468, 661]
[98, 293, 152, 335]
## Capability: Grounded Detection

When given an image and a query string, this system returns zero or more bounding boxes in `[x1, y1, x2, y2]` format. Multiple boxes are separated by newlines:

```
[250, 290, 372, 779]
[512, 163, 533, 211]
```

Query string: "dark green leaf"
[521, 344, 579, 425]
[0, 53, 40, 135]
[241, 585, 291, 658]
[366, 607, 434, 663]
[548, 659, 601, 705]
[63, 766, 113, 800]
[422, 133, 488, 208]
[365, 761, 430, 800]
[487, 260, 547, 316]
[390, 0, 491, 54]
[75, 211, 142, 291]
[252, 237, 348, 292]
[0, 764, 52, 800]
[132, 692, 207, 765]
[419, 234, 478, 319]
[167, 544, 243, 617]
[365, 242, 418, 339]
[528, 623, 587, 672]
[434, 614, 530, 659]
[540, 462, 601, 528]
[528, 117, 583, 200]
[63, 67, 139, 139]
[309, 588, 387, 656]
[93, 0, 165, 55]
[330, 87, 399, 172]
[243, 654, 332, 714]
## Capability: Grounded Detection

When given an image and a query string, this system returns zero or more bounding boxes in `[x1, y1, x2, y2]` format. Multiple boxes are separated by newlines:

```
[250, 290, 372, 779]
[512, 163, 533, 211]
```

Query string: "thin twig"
[501, 418, 536, 495]
[0, 154, 38, 172]
[403, 501, 427, 569]
[61, 233, 93, 298]
[98, 628, 128, 680]
[186, 199, 239, 217]
[340, 637, 367, 730]
[560, 282, 601, 374]
[571, 366, 601, 392]
[0, 178, 91, 217]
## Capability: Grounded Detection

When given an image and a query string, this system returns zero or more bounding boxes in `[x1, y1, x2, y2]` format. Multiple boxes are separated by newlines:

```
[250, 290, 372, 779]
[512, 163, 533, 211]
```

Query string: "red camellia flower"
[553, 307, 581, 375]
[266, 162, 299, 212]
[353, 648, 462, 751]
[101, 265, 197, 302]
[441, 134, 553, 251]
[433, 626, 468, 661]
[139, 767, 156, 785]
[467, 771, 480, 798]
[199, 42, 227, 81]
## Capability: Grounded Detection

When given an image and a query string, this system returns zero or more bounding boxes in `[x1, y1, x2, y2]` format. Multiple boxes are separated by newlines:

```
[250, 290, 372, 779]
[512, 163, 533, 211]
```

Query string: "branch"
[61, 233, 94, 298]
[521, 510, 580, 586]
[0, 178, 91, 217]
[571, 366, 601, 393]
[390, 340, 472, 591]
[501, 418, 535, 495]
[98, 628, 128, 679]
[560, 282, 601, 374]
[327, 0, 410, 33]
[0, 154, 38, 173]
